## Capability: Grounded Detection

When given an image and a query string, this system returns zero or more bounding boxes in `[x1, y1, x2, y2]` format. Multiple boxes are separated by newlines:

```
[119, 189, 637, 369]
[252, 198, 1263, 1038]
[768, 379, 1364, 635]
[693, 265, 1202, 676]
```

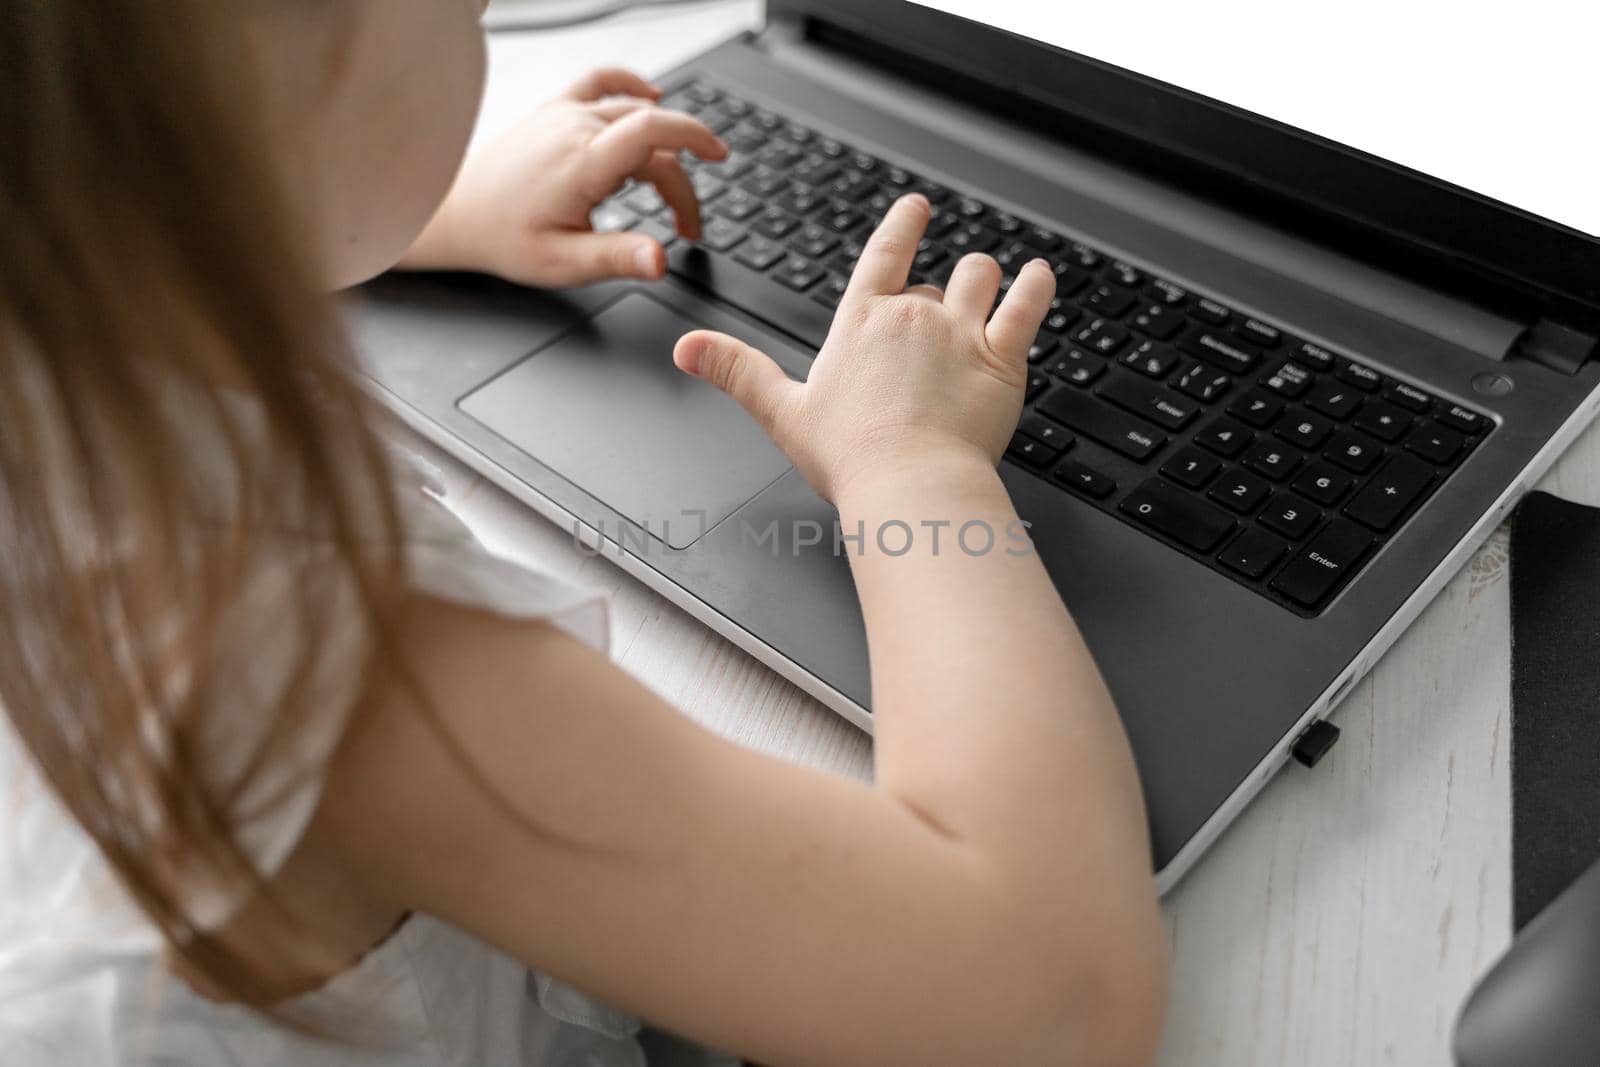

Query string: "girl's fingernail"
[635, 244, 659, 277]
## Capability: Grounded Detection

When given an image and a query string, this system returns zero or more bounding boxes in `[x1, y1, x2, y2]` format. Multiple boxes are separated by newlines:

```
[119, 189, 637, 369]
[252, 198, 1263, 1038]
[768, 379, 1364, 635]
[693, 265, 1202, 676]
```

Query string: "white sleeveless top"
[0, 387, 738, 1066]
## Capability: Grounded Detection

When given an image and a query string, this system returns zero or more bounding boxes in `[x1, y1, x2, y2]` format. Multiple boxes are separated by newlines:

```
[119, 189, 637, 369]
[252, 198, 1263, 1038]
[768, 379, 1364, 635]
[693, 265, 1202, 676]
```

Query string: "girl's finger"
[585, 109, 727, 190]
[529, 230, 667, 287]
[563, 68, 660, 102]
[587, 96, 657, 123]
[844, 194, 931, 299]
[635, 150, 701, 241]
[985, 259, 1056, 364]
[943, 253, 1003, 322]
[902, 283, 946, 302]
[674, 330, 802, 446]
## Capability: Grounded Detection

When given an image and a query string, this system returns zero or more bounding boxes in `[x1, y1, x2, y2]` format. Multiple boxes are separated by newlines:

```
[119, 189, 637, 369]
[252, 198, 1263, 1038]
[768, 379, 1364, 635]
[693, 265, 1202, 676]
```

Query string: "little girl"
[0, 2, 1166, 1065]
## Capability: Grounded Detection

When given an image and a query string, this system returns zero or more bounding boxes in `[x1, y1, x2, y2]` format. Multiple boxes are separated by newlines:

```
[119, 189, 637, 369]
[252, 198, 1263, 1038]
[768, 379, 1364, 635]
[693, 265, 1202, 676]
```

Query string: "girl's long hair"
[0, 2, 411, 1006]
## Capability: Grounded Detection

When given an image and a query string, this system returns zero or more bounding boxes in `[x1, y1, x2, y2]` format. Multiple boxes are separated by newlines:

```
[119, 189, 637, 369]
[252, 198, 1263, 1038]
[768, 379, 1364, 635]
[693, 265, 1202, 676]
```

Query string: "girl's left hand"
[399, 68, 728, 287]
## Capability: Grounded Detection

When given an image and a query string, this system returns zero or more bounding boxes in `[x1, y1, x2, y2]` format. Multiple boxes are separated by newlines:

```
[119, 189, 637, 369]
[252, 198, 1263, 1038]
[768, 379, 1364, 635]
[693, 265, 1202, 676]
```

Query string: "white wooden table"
[399, 6, 1600, 1062]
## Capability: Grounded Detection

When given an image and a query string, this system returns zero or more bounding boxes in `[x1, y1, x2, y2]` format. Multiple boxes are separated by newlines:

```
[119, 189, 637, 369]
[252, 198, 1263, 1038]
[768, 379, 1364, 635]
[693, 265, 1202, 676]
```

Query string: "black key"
[1036, 389, 1166, 460]
[826, 238, 865, 274]
[687, 84, 722, 105]
[701, 150, 756, 181]
[1259, 494, 1321, 540]
[623, 184, 667, 214]
[590, 202, 639, 233]
[1275, 410, 1333, 450]
[821, 209, 863, 234]
[1195, 417, 1254, 458]
[1207, 468, 1273, 514]
[1294, 342, 1336, 371]
[1053, 459, 1117, 499]
[1324, 430, 1384, 473]
[1386, 382, 1433, 413]
[1028, 337, 1060, 364]
[1337, 361, 1383, 392]
[1262, 361, 1314, 399]
[698, 217, 748, 253]
[723, 124, 768, 153]
[788, 223, 840, 259]
[1131, 303, 1186, 340]
[1106, 261, 1144, 288]
[1051, 264, 1092, 297]
[1071, 318, 1132, 356]
[825, 171, 877, 203]
[1405, 421, 1466, 464]
[751, 208, 801, 240]
[731, 234, 786, 271]
[811, 273, 850, 309]
[1086, 284, 1137, 318]
[772, 255, 824, 292]
[1018, 413, 1075, 451]
[815, 138, 844, 158]
[1042, 308, 1082, 335]
[776, 186, 827, 215]
[1306, 383, 1362, 421]
[1097, 373, 1200, 430]
[740, 167, 790, 197]
[1146, 279, 1189, 307]
[1175, 362, 1231, 403]
[947, 223, 1000, 254]
[1026, 226, 1062, 251]
[1235, 318, 1282, 348]
[1119, 341, 1181, 379]
[711, 188, 764, 221]
[881, 165, 913, 187]
[755, 141, 803, 169]
[1228, 388, 1284, 428]
[777, 122, 813, 144]
[1291, 462, 1353, 505]
[1352, 401, 1412, 442]
[1043, 347, 1106, 387]
[912, 244, 948, 274]
[689, 171, 727, 203]
[1438, 404, 1486, 435]
[1065, 242, 1101, 269]
[1219, 527, 1289, 579]
[1121, 480, 1236, 552]
[1160, 447, 1221, 489]
[1025, 371, 1050, 403]
[1179, 329, 1259, 375]
[1006, 432, 1061, 469]
[1270, 519, 1373, 607]
[1344, 453, 1434, 532]
[1192, 298, 1232, 325]
[1242, 441, 1304, 481]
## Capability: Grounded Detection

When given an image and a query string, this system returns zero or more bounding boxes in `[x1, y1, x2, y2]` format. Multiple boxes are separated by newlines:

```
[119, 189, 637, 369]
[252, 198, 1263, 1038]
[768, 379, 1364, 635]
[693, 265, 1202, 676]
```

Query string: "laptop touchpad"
[459, 292, 799, 550]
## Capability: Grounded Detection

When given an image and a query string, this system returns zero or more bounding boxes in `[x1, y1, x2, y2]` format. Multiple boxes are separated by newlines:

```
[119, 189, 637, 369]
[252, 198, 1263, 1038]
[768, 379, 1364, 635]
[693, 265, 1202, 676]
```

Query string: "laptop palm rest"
[458, 291, 796, 550]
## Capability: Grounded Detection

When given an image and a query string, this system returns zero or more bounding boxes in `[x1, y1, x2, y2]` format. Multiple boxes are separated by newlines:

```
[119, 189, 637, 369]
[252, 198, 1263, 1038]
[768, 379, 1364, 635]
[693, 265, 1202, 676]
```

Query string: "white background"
[914, 0, 1599, 237]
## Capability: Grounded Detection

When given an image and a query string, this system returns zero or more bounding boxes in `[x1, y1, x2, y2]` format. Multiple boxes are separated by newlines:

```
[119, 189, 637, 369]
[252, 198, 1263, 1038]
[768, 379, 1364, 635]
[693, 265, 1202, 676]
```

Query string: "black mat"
[1510, 491, 1600, 930]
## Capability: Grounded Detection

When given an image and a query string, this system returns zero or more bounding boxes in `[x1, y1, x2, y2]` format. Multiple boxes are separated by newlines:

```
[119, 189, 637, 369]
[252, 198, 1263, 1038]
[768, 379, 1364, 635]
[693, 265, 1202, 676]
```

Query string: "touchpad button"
[459, 292, 796, 550]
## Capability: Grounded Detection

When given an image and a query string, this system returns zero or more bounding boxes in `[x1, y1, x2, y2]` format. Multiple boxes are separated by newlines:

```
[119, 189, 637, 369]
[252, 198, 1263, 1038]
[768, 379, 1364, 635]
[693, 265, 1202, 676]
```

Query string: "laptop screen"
[911, 1, 1598, 240]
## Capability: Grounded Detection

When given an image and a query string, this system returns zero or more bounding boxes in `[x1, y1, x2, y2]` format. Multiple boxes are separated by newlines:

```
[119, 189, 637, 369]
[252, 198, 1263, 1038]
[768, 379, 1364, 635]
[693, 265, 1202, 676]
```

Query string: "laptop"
[351, 0, 1600, 890]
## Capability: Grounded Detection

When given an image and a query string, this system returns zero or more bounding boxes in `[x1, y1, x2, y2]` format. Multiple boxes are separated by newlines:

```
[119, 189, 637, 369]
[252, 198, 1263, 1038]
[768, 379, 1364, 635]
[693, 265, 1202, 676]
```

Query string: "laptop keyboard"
[594, 80, 1493, 615]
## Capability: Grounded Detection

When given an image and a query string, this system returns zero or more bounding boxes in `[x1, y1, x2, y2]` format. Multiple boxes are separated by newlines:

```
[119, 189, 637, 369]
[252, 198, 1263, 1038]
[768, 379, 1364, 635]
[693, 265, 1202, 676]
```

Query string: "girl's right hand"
[673, 194, 1057, 503]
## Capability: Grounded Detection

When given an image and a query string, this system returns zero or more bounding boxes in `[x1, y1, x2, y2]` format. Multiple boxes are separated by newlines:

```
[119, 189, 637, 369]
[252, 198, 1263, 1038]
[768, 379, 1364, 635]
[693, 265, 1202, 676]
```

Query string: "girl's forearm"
[835, 452, 1153, 881]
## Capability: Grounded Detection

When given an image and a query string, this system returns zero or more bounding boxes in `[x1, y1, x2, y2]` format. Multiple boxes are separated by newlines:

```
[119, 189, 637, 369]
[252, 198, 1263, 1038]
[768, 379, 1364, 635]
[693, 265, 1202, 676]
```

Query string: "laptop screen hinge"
[1509, 320, 1599, 376]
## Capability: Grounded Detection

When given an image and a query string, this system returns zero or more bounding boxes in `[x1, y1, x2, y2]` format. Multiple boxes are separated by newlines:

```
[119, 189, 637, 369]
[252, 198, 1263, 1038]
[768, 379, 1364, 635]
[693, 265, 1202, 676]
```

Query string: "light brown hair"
[0, 1, 409, 1007]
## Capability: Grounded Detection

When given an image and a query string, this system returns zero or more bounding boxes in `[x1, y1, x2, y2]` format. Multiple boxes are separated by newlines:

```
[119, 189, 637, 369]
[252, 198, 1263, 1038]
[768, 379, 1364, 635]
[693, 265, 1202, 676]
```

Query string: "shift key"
[1270, 518, 1373, 608]
[1036, 388, 1167, 460]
